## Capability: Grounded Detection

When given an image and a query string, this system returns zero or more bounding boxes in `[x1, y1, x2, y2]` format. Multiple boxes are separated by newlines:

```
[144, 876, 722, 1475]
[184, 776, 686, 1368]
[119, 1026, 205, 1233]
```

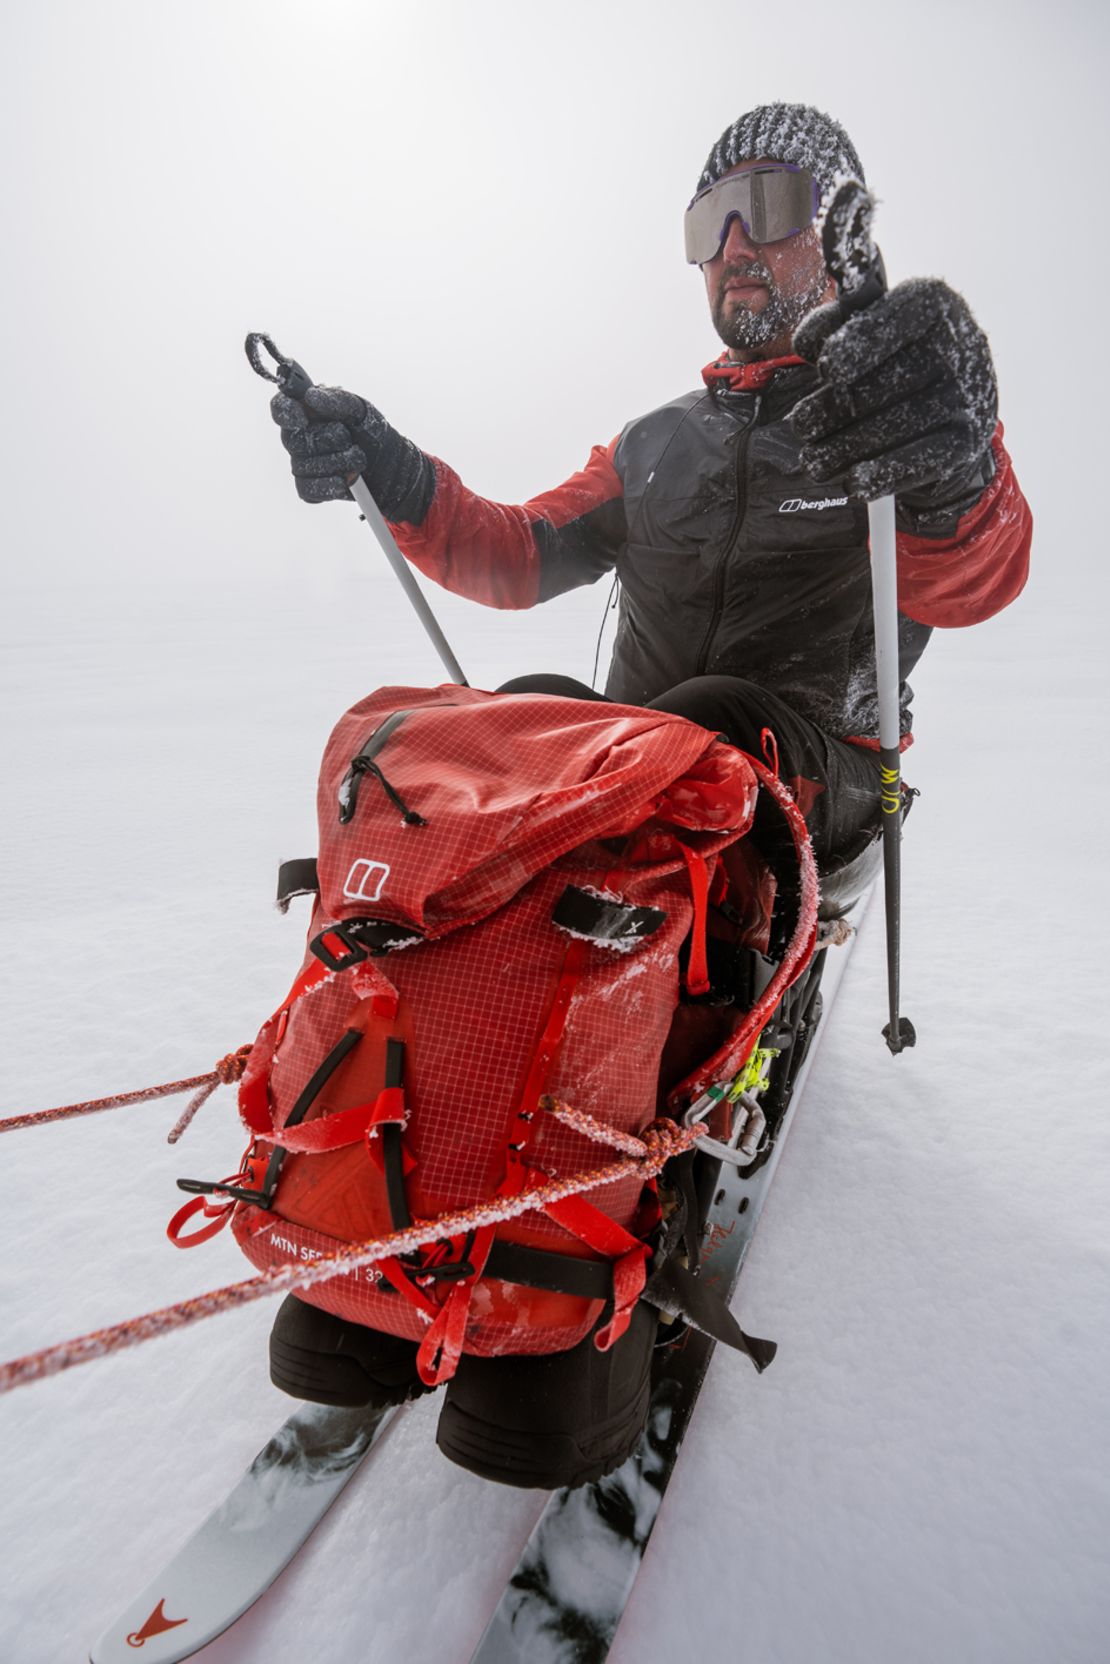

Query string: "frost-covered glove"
[271, 384, 435, 519]
[790, 278, 998, 522]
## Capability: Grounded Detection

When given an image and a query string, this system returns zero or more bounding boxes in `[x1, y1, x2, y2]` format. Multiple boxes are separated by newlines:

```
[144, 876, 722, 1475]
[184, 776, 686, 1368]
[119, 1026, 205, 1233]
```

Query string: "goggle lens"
[684, 165, 819, 264]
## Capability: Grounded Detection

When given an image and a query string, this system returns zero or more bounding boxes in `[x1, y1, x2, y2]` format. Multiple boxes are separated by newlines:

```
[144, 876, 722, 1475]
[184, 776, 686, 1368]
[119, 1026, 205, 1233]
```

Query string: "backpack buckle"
[418, 1258, 476, 1282]
[309, 920, 370, 971]
[310, 917, 424, 971]
[407, 1234, 476, 1283]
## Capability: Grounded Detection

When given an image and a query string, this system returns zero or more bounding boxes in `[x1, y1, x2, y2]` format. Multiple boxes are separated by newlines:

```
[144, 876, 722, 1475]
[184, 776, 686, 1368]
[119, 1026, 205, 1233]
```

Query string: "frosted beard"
[711, 258, 829, 355]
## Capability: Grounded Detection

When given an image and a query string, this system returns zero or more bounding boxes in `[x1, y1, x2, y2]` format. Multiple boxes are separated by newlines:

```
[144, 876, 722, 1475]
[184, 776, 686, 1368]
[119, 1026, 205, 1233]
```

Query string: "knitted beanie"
[695, 103, 864, 201]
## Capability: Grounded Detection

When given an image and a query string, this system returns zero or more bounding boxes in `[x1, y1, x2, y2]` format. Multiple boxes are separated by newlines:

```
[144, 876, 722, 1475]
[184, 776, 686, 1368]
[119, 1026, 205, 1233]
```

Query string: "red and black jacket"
[380, 356, 1031, 743]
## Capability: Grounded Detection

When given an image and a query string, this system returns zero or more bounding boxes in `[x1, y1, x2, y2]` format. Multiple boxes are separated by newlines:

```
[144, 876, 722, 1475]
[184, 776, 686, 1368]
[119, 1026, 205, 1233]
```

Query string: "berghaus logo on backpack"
[343, 859, 391, 903]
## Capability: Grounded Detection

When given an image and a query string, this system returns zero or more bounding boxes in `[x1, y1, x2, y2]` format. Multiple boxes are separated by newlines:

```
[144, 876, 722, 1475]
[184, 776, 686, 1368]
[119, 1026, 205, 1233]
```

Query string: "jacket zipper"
[694, 393, 761, 676]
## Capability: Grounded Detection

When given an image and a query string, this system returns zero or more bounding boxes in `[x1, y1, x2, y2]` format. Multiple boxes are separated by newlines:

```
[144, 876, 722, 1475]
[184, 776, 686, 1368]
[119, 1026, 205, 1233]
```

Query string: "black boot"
[435, 1302, 656, 1489]
[269, 1295, 430, 1410]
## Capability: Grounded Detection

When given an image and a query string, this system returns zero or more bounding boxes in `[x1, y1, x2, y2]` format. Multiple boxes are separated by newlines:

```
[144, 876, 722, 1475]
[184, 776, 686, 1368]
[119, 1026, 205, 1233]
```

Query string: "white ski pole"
[246, 333, 468, 687]
[867, 492, 915, 1052]
[820, 186, 915, 1053]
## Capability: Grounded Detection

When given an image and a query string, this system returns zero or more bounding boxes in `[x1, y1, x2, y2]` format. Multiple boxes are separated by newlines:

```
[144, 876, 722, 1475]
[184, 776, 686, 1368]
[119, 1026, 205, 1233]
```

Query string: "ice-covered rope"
[0, 1113, 704, 1395]
[0, 1047, 253, 1144]
[544, 1096, 660, 1158]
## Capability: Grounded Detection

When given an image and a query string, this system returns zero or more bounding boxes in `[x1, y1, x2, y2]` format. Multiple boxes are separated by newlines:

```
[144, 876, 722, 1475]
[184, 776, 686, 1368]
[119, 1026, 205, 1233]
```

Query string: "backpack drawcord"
[352, 757, 427, 827]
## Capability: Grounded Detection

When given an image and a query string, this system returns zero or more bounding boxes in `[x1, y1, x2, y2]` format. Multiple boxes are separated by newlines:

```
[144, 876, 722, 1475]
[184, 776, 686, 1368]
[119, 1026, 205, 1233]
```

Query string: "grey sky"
[2, 0, 1104, 606]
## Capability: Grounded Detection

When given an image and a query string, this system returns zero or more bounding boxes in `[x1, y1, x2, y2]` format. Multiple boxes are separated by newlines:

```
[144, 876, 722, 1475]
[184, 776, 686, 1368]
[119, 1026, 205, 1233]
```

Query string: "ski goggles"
[684, 164, 819, 264]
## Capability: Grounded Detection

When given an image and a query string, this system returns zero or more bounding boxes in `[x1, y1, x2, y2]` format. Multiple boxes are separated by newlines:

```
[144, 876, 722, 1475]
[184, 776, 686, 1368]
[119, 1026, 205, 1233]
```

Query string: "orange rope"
[0, 1111, 703, 1395]
[0, 1046, 253, 1141]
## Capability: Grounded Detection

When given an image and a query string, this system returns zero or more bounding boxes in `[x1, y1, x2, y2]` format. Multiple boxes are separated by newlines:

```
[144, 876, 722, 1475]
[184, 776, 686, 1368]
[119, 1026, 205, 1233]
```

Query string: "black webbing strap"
[552, 885, 666, 945]
[380, 1039, 412, 1231]
[483, 1240, 613, 1299]
[276, 858, 319, 913]
[258, 1027, 363, 1206]
[484, 1229, 774, 1367]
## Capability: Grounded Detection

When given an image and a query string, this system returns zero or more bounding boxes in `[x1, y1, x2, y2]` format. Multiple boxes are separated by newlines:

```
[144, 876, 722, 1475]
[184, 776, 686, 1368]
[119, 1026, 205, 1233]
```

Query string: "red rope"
[0, 1111, 704, 1396]
[0, 1046, 253, 1141]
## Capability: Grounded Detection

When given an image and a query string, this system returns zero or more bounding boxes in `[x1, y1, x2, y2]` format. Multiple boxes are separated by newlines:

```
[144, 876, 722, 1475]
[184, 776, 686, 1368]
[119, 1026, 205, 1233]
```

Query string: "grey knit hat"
[696, 103, 864, 201]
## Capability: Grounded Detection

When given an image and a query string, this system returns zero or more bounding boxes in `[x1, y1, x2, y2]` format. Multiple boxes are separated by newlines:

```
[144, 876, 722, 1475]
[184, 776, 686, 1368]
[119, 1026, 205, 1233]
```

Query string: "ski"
[469, 910, 866, 1664]
[89, 1398, 402, 1663]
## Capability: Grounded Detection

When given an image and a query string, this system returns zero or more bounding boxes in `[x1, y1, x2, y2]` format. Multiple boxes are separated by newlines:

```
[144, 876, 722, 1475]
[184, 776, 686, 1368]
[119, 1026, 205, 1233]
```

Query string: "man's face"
[701, 158, 834, 360]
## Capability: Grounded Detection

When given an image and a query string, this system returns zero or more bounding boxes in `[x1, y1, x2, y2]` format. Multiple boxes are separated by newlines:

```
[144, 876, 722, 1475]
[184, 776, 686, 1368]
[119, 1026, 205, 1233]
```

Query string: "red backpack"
[180, 685, 813, 1386]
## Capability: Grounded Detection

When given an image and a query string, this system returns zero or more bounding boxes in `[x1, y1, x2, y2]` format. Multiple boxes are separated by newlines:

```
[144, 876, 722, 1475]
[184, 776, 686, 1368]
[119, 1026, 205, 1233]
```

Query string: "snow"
[2, 2, 1108, 1662]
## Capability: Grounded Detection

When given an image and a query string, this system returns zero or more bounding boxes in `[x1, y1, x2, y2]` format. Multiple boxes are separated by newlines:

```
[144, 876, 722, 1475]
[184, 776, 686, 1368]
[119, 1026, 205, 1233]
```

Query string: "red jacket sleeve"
[387, 440, 624, 610]
[895, 423, 1032, 627]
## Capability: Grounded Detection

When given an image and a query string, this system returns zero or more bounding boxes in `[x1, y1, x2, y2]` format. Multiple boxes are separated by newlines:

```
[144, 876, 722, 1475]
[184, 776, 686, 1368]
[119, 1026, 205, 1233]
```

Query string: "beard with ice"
[710, 256, 830, 355]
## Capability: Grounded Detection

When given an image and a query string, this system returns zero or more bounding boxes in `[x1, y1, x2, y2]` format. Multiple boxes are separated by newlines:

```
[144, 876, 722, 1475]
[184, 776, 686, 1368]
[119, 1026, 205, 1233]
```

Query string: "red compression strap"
[507, 936, 591, 1188]
[271, 1098, 375, 1154]
[238, 957, 334, 1135]
[416, 1280, 473, 1387]
[267, 1084, 409, 1156]
[415, 1226, 497, 1387]
[678, 845, 711, 996]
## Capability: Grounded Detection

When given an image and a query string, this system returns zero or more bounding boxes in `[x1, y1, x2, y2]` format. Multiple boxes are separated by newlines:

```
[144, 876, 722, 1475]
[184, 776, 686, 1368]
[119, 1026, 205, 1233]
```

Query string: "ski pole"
[245, 333, 468, 686]
[866, 492, 915, 1053]
[820, 185, 915, 1054]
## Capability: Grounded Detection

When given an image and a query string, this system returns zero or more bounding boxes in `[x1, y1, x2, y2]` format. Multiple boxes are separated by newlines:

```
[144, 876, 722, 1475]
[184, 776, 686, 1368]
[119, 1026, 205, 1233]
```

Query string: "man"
[273, 102, 1031, 883]
[266, 104, 1031, 1484]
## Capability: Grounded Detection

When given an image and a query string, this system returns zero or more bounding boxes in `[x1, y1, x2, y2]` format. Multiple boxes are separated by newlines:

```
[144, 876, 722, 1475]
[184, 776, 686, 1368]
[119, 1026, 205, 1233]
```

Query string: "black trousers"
[497, 673, 885, 873]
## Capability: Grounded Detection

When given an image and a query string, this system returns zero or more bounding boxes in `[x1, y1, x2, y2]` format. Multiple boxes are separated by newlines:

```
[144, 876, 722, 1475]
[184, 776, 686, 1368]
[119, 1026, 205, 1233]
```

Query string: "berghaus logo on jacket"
[779, 495, 849, 513]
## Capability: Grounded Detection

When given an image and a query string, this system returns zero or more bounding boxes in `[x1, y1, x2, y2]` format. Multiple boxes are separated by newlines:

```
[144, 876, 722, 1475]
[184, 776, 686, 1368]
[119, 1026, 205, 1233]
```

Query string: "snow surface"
[2, 3, 1108, 1662]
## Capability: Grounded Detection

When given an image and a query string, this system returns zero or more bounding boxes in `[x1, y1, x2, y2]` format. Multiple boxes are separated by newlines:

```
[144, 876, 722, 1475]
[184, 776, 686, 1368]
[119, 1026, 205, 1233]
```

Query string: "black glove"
[790, 278, 998, 521]
[271, 384, 435, 520]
